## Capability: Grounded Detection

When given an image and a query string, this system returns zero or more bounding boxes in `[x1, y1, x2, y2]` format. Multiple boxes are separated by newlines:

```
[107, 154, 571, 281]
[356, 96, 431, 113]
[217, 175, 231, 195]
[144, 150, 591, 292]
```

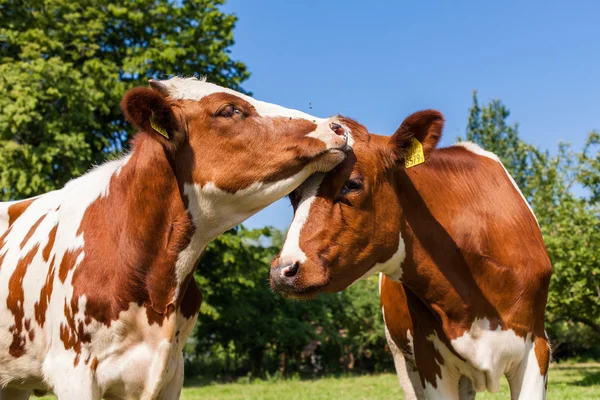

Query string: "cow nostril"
[330, 122, 345, 136]
[283, 261, 300, 278]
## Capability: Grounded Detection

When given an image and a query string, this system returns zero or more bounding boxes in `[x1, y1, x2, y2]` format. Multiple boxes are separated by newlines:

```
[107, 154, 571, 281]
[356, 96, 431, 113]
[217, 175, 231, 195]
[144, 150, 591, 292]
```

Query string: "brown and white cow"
[0, 77, 350, 399]
[270, 111, 552, 400]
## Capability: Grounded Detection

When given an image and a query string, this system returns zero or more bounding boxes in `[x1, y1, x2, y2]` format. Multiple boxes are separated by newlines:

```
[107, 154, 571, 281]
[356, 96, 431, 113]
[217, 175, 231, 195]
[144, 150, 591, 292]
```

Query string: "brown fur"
[19, 214, 45, 249]
[7, 199, 36, 227]
[7, 244, 40, 357]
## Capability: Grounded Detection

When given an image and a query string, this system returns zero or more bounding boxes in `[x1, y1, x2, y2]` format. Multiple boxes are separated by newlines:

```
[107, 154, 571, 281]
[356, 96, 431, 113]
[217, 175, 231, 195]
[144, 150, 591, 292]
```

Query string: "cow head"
[121, 77, 349, 239]
[270, 110, 443, 298]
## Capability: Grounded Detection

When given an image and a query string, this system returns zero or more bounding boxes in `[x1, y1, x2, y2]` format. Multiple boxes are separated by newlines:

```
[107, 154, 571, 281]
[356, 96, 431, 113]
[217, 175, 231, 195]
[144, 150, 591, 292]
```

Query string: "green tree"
[0, 0, 249, 200]
[463, 92, 600, 356]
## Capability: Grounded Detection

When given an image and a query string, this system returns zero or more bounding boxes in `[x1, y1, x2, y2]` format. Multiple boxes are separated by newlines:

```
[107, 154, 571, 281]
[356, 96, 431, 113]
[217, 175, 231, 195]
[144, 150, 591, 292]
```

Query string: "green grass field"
[36, 363, 599, 399]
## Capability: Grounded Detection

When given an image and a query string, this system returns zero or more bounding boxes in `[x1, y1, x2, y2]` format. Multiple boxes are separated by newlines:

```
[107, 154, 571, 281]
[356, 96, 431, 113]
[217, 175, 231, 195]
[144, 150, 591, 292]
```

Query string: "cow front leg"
[506, 336, 549, 400]
[413, 334, 461, 400]
[157, 353, 184, 400]
[384, 325, 425, 400]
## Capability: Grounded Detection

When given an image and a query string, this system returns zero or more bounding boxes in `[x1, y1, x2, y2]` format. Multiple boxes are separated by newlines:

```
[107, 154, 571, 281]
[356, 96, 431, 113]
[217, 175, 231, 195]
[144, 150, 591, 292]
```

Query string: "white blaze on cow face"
[277, 174, 324, 267]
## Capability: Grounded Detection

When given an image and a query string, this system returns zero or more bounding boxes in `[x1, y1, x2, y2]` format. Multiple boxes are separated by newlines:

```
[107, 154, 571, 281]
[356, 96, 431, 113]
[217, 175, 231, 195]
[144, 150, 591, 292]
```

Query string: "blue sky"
[221, 0, 600, 230]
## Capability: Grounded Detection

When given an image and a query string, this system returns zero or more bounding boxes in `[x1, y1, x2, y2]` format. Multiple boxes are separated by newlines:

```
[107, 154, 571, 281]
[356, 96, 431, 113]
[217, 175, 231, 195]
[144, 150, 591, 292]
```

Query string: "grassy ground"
[36, 362, 599, 399]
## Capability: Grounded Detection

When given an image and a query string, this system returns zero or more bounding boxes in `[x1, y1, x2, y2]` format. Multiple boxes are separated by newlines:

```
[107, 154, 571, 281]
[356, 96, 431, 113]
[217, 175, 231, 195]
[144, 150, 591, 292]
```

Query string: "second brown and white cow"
[0, 77, 350, 399]
[270, 111, 552, 400]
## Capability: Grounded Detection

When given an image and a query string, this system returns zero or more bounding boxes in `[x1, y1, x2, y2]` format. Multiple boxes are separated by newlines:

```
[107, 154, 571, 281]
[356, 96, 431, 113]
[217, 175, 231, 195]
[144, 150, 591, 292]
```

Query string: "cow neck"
[102, 135, 198, 307]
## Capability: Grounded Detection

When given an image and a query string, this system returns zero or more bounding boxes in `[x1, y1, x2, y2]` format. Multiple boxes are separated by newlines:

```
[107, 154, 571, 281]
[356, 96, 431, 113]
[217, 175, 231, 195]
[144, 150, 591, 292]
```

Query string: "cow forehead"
[158, 77, 322, 121]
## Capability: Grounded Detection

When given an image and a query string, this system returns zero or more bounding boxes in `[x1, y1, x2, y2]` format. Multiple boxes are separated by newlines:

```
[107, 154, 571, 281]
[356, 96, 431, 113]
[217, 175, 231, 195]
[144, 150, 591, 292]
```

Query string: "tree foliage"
[464, 92, 600, 356]
[0, 0, 248, 200]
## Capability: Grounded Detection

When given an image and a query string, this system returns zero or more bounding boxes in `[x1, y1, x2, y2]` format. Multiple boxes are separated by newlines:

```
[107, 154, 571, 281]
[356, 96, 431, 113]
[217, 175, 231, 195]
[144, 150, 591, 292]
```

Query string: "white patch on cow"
[455, 141, 538, 225]
[418, 317, 533, 398]
[346, 130, 355, 148]
[176, 168, 328, 288]
[406, 329, 414, 355]
[307, 124, 348, 150]
[278, 174, 324, 266]
[0, 205, 9, 235]
[157, 77, 323, 122]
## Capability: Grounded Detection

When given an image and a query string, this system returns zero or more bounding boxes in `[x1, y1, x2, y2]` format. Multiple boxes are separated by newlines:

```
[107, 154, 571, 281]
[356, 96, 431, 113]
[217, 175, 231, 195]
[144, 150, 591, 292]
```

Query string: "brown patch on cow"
[58, 248, 83, 283]
[90, 357, 99, 372]
[534, 336, 550, 376]
[8, 199, 35, 227]
[60, 299, 91, 358]
[380, 277, 414, 356]
[66, 136, 195, 331]
[0, 225, 12, 271]
[34, 254, 56, 327]
[20, 214, 46, 249]
[43, 225, 58, 262]
[7, 244, 40, 357]
[24, 318, 35, 341]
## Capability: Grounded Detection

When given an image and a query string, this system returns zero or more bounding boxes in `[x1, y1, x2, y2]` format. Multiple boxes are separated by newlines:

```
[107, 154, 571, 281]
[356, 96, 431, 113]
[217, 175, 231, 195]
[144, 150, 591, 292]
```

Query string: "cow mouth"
[273, 284, 325, 300]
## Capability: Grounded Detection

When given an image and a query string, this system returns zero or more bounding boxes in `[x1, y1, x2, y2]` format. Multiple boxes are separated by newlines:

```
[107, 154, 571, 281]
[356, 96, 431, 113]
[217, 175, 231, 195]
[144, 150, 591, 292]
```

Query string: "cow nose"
[329, 122, 345, 136]
[270, 261, 300, 286]
[282, 261, 300, 277]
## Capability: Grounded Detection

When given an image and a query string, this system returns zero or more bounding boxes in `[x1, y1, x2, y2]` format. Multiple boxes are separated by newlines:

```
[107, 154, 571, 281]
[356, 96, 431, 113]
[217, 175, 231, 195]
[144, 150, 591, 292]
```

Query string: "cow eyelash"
[340, 179, 363, 195]
[217, 104, 243, 118]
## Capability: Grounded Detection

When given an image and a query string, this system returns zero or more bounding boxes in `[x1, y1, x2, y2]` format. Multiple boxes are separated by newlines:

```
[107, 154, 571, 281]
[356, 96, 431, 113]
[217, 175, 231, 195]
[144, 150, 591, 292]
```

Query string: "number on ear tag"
[405, 138, 425, 168]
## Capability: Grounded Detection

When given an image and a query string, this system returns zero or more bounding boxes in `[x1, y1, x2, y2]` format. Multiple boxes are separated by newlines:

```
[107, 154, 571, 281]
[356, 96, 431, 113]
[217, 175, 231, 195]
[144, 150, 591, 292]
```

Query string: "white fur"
[455, 141, 538, 224]
[278, 174, 324, 266]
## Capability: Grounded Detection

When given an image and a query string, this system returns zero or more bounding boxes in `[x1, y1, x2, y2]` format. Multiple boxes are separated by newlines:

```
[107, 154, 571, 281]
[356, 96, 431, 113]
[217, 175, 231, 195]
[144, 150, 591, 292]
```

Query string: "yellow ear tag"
[150, 116, 169, 139]
[404, 138, 425, 168]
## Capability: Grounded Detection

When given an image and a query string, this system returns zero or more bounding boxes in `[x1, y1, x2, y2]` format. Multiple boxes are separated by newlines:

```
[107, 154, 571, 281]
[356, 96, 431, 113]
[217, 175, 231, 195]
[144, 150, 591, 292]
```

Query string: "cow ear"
[387, 110, 444, 168]
[121, 86, 182, 148]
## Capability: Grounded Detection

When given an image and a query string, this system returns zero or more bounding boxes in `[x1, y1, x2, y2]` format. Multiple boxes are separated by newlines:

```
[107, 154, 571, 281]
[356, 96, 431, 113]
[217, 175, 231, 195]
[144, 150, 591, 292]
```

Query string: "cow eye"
[217, 104, 242, 118]
[341, 179, 363, 195]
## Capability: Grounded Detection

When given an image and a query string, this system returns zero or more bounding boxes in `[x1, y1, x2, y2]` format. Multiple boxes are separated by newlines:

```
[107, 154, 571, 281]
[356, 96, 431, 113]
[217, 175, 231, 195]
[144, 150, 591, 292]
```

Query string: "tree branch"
[572, 316, 600, 336]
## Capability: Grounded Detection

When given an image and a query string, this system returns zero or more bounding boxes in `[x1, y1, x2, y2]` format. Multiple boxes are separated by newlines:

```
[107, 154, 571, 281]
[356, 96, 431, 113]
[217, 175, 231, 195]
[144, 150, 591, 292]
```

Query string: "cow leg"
[420, 363, 460, 400]
[385, 325, 424, 400]
[0, 388, 32, 400]
[506, 337, 549, 400]
[157, 353, 184, 400]
[458, 376, 476, 399]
